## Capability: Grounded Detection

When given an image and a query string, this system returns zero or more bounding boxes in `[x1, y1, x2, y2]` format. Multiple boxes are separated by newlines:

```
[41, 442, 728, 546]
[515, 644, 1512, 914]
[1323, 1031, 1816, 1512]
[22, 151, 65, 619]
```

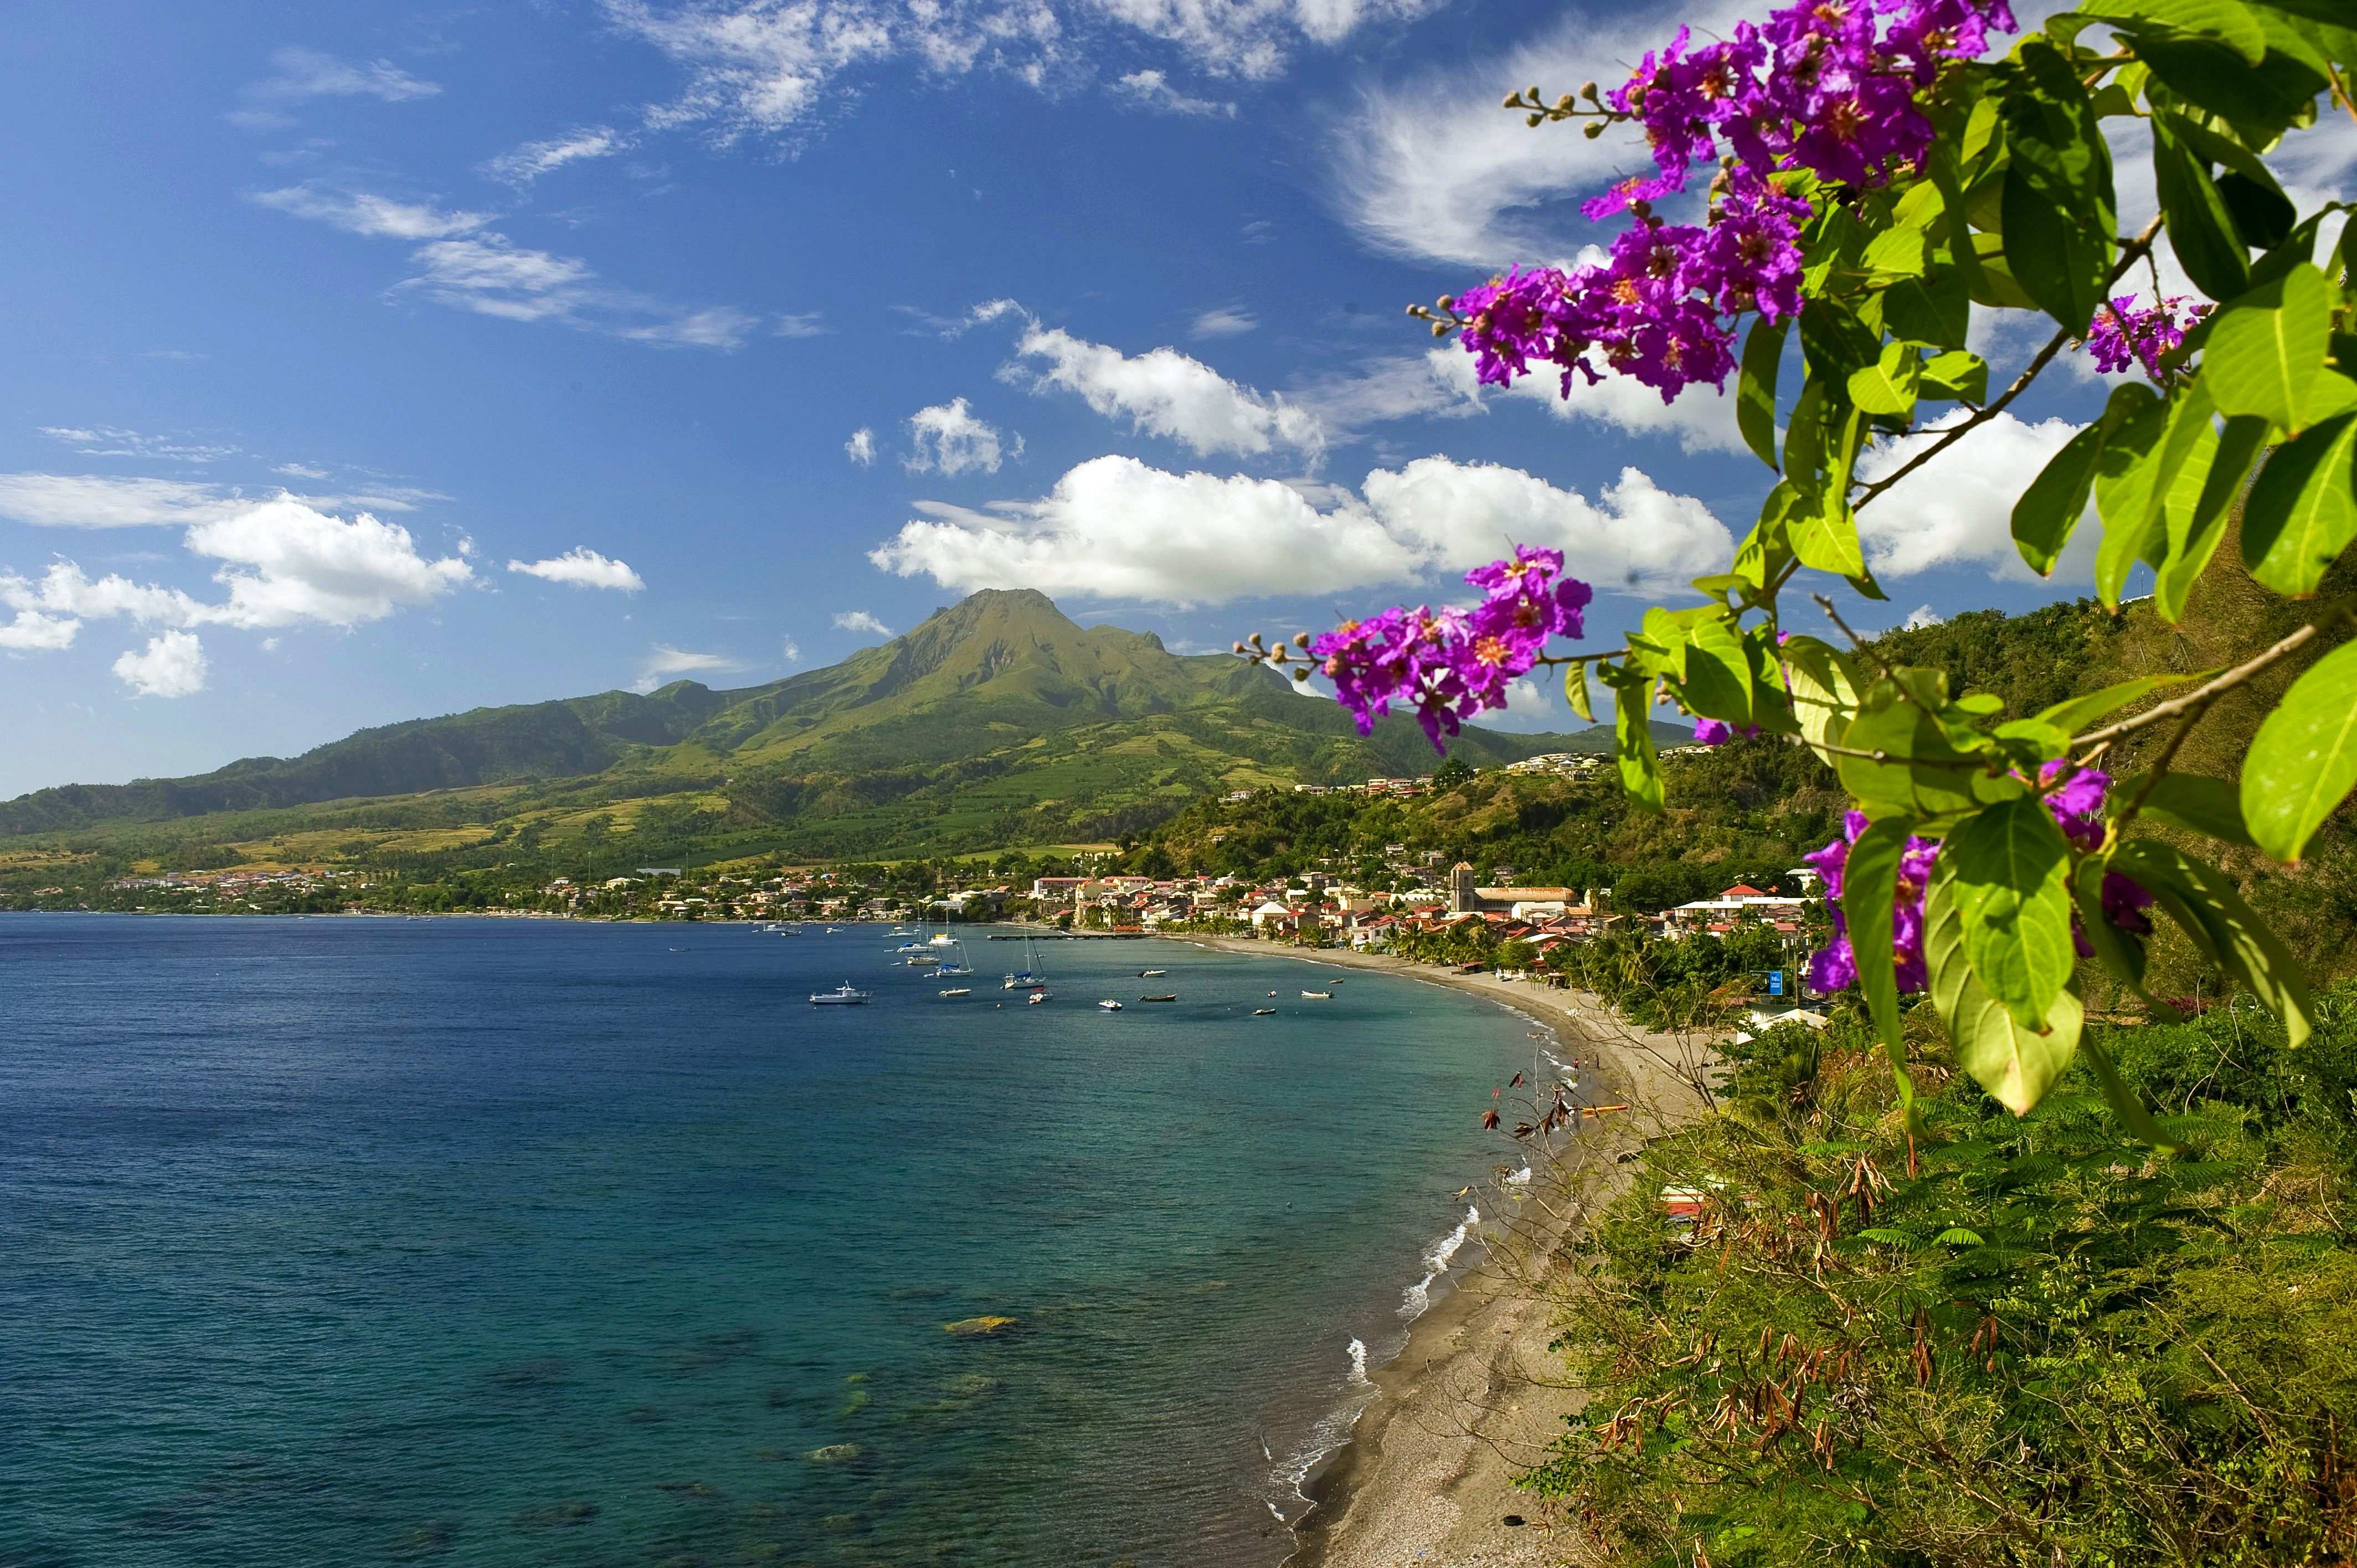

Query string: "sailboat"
[1002, 933, 1046, 991]
[934, 939, 974, 978]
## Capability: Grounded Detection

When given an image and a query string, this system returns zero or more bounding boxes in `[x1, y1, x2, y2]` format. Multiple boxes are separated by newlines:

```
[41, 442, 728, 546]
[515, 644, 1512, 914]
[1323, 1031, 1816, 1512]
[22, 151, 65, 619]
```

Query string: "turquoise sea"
[0, 916, 1548, 1567]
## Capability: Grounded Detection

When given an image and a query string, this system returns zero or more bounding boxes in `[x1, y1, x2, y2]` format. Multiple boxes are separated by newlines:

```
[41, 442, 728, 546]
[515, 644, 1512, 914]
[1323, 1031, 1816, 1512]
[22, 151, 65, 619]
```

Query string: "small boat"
[1301, 990, 1332, 999]
[1098, 999, 1125, 1011]
[1139, 994, 1177, 1003]
[930, 933, 959, 947]
[905, 953, 941, 966]
[1028, 991, 1052, 1005]
[1267, 991, 1277, 997]
[810, 983, 870, 1006]
[1253, 1008, 1277, 1016]
[1140, 969, 1167, 977]
[940, 987, 972, 998]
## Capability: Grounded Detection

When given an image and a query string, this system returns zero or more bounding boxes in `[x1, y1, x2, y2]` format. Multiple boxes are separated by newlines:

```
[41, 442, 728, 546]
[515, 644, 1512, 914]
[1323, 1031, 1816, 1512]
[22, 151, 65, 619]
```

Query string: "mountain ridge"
[0, 590, 1681, 857]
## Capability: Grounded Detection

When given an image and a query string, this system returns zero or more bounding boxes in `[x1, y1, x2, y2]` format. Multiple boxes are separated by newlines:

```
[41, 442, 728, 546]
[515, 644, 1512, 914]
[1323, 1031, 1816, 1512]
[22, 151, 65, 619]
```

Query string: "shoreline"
[1179, 936, 1707, 1568]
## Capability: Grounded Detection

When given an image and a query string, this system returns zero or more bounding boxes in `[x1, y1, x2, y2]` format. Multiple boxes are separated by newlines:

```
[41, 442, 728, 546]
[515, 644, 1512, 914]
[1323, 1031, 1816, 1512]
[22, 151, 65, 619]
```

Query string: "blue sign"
[1768, 969, 1784, 997]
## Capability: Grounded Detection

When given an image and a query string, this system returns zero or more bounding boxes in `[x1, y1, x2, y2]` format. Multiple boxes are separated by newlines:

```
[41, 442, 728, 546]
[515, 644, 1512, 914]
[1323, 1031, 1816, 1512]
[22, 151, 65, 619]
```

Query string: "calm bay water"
[0, 916, 1542, 1568]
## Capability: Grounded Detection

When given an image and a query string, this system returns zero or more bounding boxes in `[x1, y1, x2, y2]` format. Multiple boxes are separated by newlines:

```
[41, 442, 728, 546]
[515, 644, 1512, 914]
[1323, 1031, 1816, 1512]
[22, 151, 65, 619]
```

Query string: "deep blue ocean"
[0, 916, 1546, 1568]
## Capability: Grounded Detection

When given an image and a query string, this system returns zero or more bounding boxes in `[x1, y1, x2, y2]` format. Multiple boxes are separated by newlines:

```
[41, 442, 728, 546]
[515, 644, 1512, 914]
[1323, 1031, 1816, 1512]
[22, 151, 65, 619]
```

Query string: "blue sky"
[3, 0, 2352, 799]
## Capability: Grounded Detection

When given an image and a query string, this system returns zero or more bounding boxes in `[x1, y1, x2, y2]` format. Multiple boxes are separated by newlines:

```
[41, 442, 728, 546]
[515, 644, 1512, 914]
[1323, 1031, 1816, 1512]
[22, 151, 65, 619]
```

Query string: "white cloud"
[782, 636, 804, 663]
[230, 47, 440, 130]
[38, 425, 239, 464]
[255, 184, 756, 349]
[905, 398, 1017, 475]
[508, 548, 646, 591]
[250, 185, 493, 240]
[0, 474, 246, 530]
[482, 127, 627, 185]
[0, 610, 79, 652]
[594, 0, 1429, 147]
[634, 642, 745, 692]
[775, 312, 830, 338]
[112, 631, 209, 699]
[1112, 69, 1236, 116]
[1300, 345, 1744, 455]
[1006, 318, 1322, 459]
[846, 426, 878, 466]
[1324, 2, 1747, 267]
[182, 498, 475, 628]
[1190, 305, 1257, 338]
[275, 462, 331, 479]
[1854, 411, 2098, 583]
[832, 608, 894, 637]
[1902, 604, 1946, 630]
[869, 451, 1727, 607]
[1, 561, 210, 626]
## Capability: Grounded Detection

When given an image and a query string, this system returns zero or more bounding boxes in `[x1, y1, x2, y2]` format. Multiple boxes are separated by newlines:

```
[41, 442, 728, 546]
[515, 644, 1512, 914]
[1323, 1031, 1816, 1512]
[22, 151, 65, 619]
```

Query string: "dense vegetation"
[1540, 992, 2357, 1566]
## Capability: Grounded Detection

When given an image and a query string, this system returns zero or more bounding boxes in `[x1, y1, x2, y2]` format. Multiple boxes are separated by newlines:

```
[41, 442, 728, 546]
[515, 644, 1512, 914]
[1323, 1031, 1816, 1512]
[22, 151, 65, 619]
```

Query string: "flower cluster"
[1804, 810, 1942, 993]
[1452, 0, 2014, 406]
[2083, 293, 2206, 379]
[1311, 546, 1593, 749]
[1803, 760, 2157, 997]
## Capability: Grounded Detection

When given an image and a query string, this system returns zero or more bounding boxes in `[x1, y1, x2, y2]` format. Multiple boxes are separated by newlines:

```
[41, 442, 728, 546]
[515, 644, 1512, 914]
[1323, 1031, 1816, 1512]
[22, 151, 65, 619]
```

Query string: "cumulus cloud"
[254, 184, 758, 349]
[1903, 604, 1946, 630]
[869, 452, 1728, 607]
[832, 608, 894, 637]
[508, 548, 646, 591]
[1111, 69, 1236, 116]
[905, 398, 1017, 475]
[1324, 1, 1747, 266]
[1005, 318, 1322, 459]
[230, 47, 440, 131]
[0, 610, 79, 652]
[112, 631, 209, 699]
[1190, 305, 1258, 338]
[481, 127, 627, 185]
[1854, 411, 2098, 582]
[846, 426, 878, 465]
[782, 636, 804, 663]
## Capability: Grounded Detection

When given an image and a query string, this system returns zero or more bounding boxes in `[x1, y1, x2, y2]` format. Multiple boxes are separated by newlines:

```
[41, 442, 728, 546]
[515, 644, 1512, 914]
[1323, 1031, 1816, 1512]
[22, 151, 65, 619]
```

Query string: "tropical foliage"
[1259, 0, 2357, 1134]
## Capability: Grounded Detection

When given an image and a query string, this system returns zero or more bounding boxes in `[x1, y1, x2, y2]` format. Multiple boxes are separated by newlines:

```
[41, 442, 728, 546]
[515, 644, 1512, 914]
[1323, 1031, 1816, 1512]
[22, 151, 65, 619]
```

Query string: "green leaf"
[2035, 673, 2191, 736]
[1930, 1226, 1988, 1247]
[2241, 638, 2357, 865]
[2093, 383, 2197, 606]
[2073, 854, 2160, 1000]
[2152, 412, 2231, 624]
[1947, 797, 2078, 1031]
[1849, 341, 1923, 417]
[1995, 38, 2117, 333]
[1843, 816, 1919, 1111]
[1883, 267, 1972, 350]
[1564, 661, 1594, 725]
[1926, 856, 2084, 1115]
[1680, 617, 1756, 726]
[1862, 226, 1932, 283]
[1782, 487, 1867, 578]
[2165, 111, 2299, 249]
[2123, 20, 2332, 135]
[1780, 635, 1860, 770]
[2110, 838, 2313, 1043]
[2204, 262, 2333, 428]
[2152, 112, 2250, 302]
[2080, 1035, 2180, 1149]
[1838, 676, 2009, 818]
[1737, 315, 1789, 474]
[1608, 672, 1666, 813]
[2119, 771, 2256, 845]
[2242, 411, 2357, 596]
[1918, 349, 1988, 404]
[2012, 420, 2106, 576]
[2081, 0, 2268, 60]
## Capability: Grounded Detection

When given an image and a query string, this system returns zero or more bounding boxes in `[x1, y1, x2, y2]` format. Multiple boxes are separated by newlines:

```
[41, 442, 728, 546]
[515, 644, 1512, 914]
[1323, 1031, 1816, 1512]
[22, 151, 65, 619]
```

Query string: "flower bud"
[1555, 94, 1574, 112]
[1293, 667, 1311, 682]
[1580, 81, 1598, 101]
[1292, 632, 1310, 648]
[1431, 321, 1447, 337]
[1525, 85, 1541, 102]
[1502, 91, 1521, 109]
[1435, 293, 1453, 310]
[1583, 120, 1605, 138]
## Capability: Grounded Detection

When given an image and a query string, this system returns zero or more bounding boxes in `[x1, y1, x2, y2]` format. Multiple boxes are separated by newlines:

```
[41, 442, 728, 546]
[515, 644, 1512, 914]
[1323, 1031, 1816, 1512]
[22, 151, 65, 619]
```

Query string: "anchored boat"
[810, 983, 870, 1006]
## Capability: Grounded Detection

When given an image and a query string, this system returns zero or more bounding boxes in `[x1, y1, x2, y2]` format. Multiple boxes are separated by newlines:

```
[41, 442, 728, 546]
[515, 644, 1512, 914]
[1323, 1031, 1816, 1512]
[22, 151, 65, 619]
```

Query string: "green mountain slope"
[0, 589, 1667, 864]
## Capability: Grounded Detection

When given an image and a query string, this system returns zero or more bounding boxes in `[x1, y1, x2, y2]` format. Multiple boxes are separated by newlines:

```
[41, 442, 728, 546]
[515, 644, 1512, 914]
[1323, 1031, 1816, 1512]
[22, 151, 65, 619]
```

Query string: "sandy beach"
[1181, 936, 1715, 1568]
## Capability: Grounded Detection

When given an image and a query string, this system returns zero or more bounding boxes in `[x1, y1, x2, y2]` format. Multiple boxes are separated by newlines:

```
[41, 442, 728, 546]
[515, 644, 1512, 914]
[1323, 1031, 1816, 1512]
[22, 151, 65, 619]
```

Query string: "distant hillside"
[0, 589, 1618, 865]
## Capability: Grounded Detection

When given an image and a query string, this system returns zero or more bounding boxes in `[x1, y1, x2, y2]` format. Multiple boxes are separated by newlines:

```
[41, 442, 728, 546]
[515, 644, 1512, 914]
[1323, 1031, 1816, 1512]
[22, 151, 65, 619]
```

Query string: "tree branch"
[2071, 605, 2354, 751]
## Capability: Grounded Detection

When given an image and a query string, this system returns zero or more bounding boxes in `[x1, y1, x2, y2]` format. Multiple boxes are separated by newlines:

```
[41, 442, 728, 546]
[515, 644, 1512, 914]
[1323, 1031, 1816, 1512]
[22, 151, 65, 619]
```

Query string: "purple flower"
[2101, 869, 2154, 935]
[2084, 293, 2207, 379]
[1695, 717, 1735, 746]
[2039, 758, 2111, 851]
[1312, 551, 1595, 751]
[1805, 811, 1939, 995]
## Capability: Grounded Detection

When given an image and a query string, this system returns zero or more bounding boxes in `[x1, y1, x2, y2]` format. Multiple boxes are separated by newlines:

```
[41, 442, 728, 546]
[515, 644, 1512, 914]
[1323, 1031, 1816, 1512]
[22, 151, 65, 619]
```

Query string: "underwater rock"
[943, 1373, 1000, 1398]
[388, 1518, 459, 1556]
[838, 1388, 872, 1416]
[653, 1480, 718, 1498]
[804, 1443, 861, 1464]
[941, 1316, 1017, 1337]
[510, 1499, 598, 1528]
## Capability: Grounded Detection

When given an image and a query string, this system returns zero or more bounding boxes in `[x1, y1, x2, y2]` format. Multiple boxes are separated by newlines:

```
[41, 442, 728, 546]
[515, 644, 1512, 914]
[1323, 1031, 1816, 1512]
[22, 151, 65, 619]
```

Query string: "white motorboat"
[1098, 999, 1124, 1011]
[810, 983, 870, 1006]
[1301, 990, 1332, 999]
[1027, 990, 1051, 1005]
[940, 987, 972, 998]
